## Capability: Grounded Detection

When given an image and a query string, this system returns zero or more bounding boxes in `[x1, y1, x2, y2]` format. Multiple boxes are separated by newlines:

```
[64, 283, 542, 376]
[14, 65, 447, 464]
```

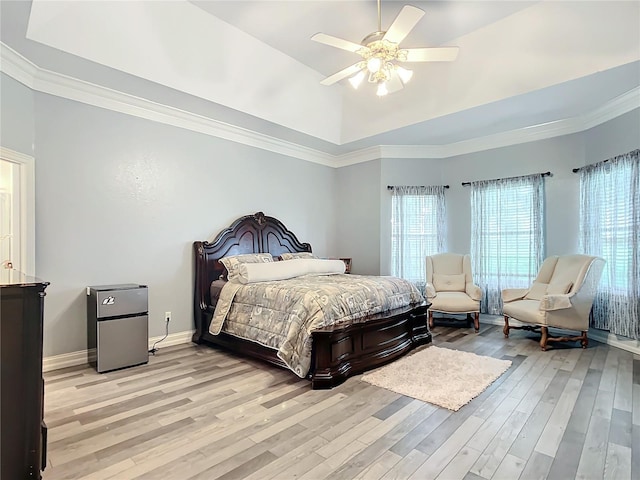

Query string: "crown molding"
[581, 87, 640, 130]
[0, 43, 37, 89]
[0, 43, 335, 167]
[349, 86, 640, 162]
[2, 42, 638, 168]
[333, 146, 382, 168]
[0, 145, 35, 164]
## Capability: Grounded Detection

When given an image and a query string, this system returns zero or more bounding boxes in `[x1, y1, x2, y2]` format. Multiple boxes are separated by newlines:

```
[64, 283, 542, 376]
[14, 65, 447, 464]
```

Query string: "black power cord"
[149, 317, 170, 355]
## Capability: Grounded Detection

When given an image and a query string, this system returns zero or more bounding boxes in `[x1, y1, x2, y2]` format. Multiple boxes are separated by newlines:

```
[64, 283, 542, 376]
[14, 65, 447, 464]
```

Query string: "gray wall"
[337, 108, 640, 276]
[2, 66, 638, 357]
[583, 109, 640, 163]
[334, 159, 381, 275]
[441, 110, 640, 257]
[0, 73, 34, 154]
[441, 133, 585, 256]
[30, 93, 335, 357]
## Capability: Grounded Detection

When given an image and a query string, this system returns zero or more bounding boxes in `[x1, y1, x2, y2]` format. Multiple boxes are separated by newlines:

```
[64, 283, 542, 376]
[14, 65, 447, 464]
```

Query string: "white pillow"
[220, 253, 273, 281]
[524, 281, 548, 300]
[279, 252, 317, 260]
[235, 258, 345, 284]
[432, 273, 466, 292]
[546, 281, 573, 295]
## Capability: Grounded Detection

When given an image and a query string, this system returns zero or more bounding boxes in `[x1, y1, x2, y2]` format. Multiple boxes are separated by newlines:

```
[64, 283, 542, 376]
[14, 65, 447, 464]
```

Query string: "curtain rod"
[461, 171, 552, 187]
[387, 185, 450, 190]
[572, 161, 610, 173]
[573, 148, 639, 173]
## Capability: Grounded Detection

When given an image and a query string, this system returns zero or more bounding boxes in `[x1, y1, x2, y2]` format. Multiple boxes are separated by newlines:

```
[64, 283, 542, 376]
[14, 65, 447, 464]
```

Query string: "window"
[390, 186, 446, 289]
[471, 174, 545, 314]
[580, 149, 639, 339]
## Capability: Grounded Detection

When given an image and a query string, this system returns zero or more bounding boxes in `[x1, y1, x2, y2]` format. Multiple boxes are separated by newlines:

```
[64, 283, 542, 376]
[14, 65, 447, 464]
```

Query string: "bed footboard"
[310, 303, 431, 389]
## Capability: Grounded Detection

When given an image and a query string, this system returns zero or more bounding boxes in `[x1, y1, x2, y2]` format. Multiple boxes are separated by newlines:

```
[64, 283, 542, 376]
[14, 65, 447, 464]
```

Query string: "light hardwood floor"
[42, 324, 639, 480]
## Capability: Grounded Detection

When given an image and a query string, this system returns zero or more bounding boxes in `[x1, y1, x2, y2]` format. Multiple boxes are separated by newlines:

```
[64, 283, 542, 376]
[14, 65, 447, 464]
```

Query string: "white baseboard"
[43, 329, 195, 373]
[588, 330, 640, 356]
[479, 315, 640, 355]
[147, 329, 195, 351]
[43, 350, 92, 373]
[480, 314, 525, 328]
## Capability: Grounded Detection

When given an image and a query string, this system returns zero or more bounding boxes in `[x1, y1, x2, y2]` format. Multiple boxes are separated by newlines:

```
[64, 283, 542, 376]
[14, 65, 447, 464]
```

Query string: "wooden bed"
[193, 211, 432, 389]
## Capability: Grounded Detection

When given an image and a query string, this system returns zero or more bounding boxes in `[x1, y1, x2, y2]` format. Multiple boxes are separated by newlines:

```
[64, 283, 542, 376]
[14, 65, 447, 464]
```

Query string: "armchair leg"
[473, 312, 480, 333]
[428, 310, 433, 330]
[540, 326, 548, 351]
[503, 320, 587, 351]
[542, 328, 588, 350]
[580, 331, 588, 349]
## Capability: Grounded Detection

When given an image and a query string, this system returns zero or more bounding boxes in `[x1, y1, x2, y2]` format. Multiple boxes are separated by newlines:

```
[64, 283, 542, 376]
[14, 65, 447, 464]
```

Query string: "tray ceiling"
[2, 0, 639, 155]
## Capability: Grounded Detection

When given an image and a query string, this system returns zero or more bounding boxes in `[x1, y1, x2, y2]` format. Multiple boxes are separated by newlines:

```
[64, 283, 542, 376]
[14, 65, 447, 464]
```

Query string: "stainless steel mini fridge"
[87, 284, 148, 373]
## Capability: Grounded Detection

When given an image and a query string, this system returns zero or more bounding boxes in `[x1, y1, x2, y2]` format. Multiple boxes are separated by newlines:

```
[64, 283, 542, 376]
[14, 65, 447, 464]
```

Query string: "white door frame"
[0, 146, 35, 276]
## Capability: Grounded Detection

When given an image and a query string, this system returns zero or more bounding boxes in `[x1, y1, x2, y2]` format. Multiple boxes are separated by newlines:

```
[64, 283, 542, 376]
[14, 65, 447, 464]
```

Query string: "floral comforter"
[209, 274, 424, 377]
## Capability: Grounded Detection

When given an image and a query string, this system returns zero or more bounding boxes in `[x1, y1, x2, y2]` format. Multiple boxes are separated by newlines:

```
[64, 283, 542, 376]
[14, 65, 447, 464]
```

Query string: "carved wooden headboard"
[193, 212, 312, 339]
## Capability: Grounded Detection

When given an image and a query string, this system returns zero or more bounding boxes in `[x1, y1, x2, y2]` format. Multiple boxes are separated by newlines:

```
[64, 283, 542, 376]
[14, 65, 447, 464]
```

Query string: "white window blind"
[391, 186, 446, 290]
[580, 149, 639, 339]
[471, 174, 545, 314]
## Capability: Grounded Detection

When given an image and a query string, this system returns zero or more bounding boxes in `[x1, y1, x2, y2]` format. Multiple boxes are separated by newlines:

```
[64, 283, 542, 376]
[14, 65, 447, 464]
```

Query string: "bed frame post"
[193, 241, 208, 344]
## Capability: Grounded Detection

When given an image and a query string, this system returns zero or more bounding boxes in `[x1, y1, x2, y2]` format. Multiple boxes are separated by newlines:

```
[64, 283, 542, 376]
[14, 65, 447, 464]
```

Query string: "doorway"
[0, 147, 35, 275]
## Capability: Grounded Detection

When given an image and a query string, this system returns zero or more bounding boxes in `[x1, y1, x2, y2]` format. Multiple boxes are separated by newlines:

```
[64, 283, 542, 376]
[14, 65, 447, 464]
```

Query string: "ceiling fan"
[312, 0, 459, 96]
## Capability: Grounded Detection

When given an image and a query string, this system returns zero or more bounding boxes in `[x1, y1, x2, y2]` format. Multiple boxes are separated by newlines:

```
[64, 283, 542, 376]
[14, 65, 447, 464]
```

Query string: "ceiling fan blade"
[386, 70, 404, 94]
[321, 63, 364, 86]
[404, 47, 459, 62]
[382, 5, 425, 45]
[311, 33, 364, 53]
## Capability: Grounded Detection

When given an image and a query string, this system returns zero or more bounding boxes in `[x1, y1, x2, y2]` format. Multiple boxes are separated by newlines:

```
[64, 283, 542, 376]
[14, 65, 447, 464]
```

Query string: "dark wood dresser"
[1, 271, 49, 480]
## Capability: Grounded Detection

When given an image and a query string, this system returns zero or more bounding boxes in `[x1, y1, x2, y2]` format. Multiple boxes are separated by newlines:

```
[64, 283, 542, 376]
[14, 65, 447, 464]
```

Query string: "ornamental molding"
[2, 42, 638, 168]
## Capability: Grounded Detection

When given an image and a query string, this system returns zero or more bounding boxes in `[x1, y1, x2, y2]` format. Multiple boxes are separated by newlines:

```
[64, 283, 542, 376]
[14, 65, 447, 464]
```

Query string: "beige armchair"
[425, 253, 482, 332]
[502, 254, 605, 350]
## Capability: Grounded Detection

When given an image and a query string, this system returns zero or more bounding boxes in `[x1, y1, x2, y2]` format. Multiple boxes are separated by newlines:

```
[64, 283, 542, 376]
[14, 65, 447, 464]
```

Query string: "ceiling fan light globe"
[367, 57, 382, 74]
[376, 82, 388, 97]
[396, 66, 413, 84]
[348, 71, 366, 89]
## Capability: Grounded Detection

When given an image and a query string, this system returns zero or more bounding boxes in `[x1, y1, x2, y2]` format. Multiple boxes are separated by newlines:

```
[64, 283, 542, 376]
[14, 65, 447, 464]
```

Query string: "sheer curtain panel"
[391, 186, 446, 290]
[471, 174, 545, 314]
[580, 149, 640, 339]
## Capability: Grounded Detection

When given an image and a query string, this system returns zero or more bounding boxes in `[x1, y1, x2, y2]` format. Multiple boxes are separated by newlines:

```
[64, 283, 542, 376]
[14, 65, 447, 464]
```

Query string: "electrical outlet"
[165, 311, 171, 323]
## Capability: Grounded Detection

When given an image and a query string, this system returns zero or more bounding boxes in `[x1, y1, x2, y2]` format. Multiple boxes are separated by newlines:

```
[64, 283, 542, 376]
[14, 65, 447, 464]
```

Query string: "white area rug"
[361, 345, 512, 411]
